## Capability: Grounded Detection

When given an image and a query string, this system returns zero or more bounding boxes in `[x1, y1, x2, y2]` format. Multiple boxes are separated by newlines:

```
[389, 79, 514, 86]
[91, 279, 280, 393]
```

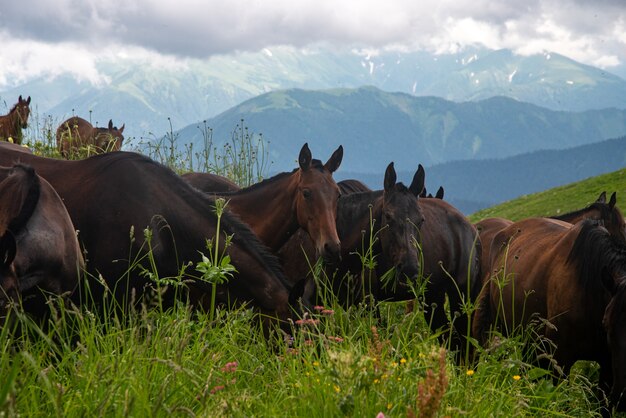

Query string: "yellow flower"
[7, 137, 13, 143]
[312, 361, 319, 367]
[387, 403, 393, 410]
[466, 370, 475, 376]
[400, 358, 407, 364]
[333, 385, 341, 393]
[513, 375, 521, 381]
[418, 353, 426, 358]
[373, 379, 380, 384]
[391, 361, 398, 367]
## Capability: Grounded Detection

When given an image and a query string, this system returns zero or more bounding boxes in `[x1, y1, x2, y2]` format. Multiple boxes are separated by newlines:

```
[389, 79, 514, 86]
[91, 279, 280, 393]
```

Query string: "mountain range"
[2, 46, 626, 141]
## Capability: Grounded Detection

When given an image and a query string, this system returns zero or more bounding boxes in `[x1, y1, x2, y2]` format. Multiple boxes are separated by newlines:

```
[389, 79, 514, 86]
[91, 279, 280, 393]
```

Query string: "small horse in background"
[56, 116, 125, 158]
[0, 96, 31, 145]
[473, 218, 626, 412]
[0, 164, 84, 321]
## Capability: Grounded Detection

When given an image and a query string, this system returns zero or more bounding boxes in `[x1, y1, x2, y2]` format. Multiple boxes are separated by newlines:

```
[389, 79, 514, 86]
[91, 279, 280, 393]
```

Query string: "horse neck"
[0, 110, 18, 140]
[224, 171, 299, 251]
[552, 205, 597, 223]
[337, 190, 384, 252]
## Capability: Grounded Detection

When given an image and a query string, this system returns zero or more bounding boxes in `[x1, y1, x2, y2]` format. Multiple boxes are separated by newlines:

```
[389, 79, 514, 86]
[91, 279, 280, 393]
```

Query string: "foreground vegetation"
[1, 119, 620, 417]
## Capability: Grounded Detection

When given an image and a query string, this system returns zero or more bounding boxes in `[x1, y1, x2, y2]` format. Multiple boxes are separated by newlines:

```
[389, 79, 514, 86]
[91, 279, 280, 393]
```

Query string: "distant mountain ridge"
[341, 135, 626, 215]
[2, 46, 625, 140]
[174, 86, 626, 174]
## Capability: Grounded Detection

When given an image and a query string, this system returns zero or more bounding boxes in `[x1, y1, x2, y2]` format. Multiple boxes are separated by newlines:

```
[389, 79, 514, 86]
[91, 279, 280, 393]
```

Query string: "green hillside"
[469, 167, 626, 222]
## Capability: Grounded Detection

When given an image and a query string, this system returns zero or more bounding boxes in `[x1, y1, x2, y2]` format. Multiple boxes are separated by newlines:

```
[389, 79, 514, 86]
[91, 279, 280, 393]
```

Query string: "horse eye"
[302, 189, 312, 199]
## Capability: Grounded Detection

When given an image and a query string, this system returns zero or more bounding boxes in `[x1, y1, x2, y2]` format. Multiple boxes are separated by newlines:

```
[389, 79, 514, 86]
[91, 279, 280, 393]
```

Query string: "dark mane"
[89, 151, 291, 290]
[551, 201, 622, 223]
[568, 219, 626, 292]
[1, 164, 41, 236]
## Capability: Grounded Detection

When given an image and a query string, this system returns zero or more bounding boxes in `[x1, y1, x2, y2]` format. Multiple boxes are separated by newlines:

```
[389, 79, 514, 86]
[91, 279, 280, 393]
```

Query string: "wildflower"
[314, 305, 325, 311]
[391, 361, 399, 368]
[513, 375, 521, 381]
[466, 370, 475, 376]
[376, 413, 386, 418]
[321, 309, 335, 315]
[295, 318, 320, 326]
[327, 336, 344, 343]
[333, 385, 341, 393]
[373, 379, 380, 384]
[210, 385, 225, 394]
[7, 137, 13, 143]
[418, 353, 426, 358]
[220, 361, 238, 373]
[400, 358, 407, 364]
[312, 361, 320, 367]
[387, 402, 393, 410]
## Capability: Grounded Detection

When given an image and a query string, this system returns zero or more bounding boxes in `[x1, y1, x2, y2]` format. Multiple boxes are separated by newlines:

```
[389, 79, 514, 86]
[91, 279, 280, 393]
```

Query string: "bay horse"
[56, 117, 125, 158]
[182, 172, 241, 193]
[0, 96, 31, 145]
[214, 143, 344, 262]
[279, 163, 425, 304]
[0, 164, 84, 320]
[473, 218, 626, 412]
[0, 150, 306, 332]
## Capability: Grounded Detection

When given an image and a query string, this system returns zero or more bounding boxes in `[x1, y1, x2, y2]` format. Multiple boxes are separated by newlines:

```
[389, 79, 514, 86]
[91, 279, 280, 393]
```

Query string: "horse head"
[15, 95, 31, 129]
[94, 119, 125, 152]
[294, 143, 343, 263]
[379, 162, 425, 289]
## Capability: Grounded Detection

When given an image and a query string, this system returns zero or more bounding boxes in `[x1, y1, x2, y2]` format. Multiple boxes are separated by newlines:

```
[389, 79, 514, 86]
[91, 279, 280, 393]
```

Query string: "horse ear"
[119, 123, 125, 133]
[597, 191, 607, 204]
[0, 232, 17, 267]
[18, 95, 22, 102]
[435, 186, 444, 200]
[324, 145, 343, 173]
[609, 192, 617, 209]
[298, 143, 312, 171]
[409, 164, 425, 197]
[384, 162, 397, 191]
[26, 96, 31, 105]
[108, 119, 113, 130]
[419, 187, 427, 198]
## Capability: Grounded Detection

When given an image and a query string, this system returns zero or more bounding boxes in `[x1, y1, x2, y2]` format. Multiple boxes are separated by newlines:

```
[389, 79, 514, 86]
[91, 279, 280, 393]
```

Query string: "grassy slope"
[469, 167, 626, 222]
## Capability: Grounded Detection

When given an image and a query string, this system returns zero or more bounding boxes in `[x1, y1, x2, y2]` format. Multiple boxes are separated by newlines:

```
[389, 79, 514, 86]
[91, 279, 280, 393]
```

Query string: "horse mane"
[567, 219, 626, 292]
[0, 164, 41, 236]
[84, 151, 292, 290]
[551, 201, 622, 224]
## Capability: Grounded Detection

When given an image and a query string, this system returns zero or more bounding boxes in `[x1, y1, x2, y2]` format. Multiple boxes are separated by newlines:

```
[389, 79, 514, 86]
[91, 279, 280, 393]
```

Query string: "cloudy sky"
[1, 0, 625, 87]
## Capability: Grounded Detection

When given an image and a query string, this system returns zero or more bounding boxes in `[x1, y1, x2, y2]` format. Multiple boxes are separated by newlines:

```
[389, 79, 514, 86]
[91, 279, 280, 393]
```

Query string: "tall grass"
[0, 116, 610, 417]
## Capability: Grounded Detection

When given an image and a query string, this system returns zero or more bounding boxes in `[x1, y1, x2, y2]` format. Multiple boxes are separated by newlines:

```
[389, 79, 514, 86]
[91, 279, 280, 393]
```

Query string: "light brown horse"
[0, 96, 31, 145]
[473, 217, 626, 411]
[0, 164, 84, 320]
[56, 116, 125, 158]
[217, 143, 344, 262]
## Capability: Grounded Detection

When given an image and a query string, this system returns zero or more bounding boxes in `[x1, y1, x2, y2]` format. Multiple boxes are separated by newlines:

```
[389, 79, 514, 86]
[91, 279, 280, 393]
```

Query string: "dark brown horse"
[182, 172, 241, 193]
[56, 117, 125, 158]
[216, 143, 343, 262]
[473, 218, 626, 411]
[0, 150, 306, 331]
[0, 164, 84, 320]
[280, 163, 425, 304]
[337, 179, 371, 194]
[0, 96, 31, 145]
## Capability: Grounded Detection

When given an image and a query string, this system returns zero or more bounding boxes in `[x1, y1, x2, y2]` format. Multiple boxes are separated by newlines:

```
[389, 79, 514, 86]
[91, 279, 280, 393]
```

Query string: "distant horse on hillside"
[0, 164, 84, 321]
[473, 218, 626, 412]
[56, 117, 125, 158]
[0, 96, 31, 145]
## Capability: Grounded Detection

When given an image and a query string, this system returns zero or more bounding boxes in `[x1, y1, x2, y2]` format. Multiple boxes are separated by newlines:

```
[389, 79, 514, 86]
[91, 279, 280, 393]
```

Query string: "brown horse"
[0, 150, 307, 332]
[0, 96, 31, 145]
[473, 217, 626, 411]
[182, 172, 241, 193]
[279, 163, 425, 305]
[216, 143, 343, 261]
[56, 116, 125, 158]
[0, 164, 84, 320]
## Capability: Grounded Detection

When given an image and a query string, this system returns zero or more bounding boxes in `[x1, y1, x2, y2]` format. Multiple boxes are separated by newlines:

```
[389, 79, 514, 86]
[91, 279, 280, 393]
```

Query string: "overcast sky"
[1, 0, 625, 87]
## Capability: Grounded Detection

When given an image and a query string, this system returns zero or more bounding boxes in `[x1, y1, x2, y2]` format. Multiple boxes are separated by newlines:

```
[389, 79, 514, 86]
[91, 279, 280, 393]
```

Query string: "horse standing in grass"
[0, 96, 31, 145]
[0, 149, 307, 333]
[473, 218, 626, 412]
[56, 117, 125, 158]
[0, 164, 84, 320]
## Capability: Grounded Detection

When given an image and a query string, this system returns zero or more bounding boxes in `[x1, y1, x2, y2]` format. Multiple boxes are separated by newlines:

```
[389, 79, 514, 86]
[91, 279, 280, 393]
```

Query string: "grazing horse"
[280, 163, 425, 305]
[473, 218, 626, 411]
[216, 143, 344, 262]
[56, 116, 125, 158]
[0, 96, 31, 144]
[0, 164, 84, 320]
[0, 150, 306, 332]
[182, 172, 241, 193]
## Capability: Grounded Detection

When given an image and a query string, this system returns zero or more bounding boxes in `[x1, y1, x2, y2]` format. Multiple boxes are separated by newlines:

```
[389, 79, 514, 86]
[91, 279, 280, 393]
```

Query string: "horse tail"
[1, 164, 41, 236]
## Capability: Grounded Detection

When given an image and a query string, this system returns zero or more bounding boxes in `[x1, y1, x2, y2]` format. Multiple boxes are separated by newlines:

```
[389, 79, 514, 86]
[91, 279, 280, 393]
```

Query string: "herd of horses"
[2, 96, 626, 411]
